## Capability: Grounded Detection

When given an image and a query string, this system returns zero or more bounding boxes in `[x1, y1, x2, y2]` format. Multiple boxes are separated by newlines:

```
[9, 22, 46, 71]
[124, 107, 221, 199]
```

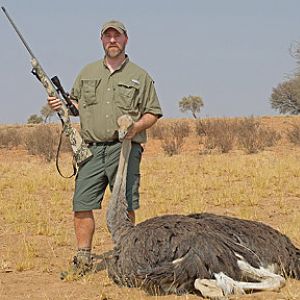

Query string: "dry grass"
[0, 116, 300, 299]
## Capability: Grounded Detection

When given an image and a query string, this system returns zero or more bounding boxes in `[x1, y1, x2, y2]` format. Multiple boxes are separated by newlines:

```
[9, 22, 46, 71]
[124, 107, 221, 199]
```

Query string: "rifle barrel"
[1, 6, 36, 59]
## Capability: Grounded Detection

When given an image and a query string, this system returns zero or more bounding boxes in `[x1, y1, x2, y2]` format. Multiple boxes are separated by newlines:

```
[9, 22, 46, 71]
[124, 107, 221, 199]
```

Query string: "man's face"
[101, 28, 128, 58]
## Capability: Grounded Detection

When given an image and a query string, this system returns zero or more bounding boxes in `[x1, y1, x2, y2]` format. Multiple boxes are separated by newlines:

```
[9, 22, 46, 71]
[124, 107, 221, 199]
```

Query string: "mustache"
[107, 43, 121, 48]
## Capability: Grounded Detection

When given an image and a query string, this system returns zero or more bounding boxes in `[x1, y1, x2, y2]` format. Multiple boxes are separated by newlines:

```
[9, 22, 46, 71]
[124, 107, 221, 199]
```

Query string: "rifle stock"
[2, 6, 93, 168]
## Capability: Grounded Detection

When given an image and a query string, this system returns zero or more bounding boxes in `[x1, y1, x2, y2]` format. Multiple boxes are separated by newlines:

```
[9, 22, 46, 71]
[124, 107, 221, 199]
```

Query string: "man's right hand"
[48, 96, 62, 111]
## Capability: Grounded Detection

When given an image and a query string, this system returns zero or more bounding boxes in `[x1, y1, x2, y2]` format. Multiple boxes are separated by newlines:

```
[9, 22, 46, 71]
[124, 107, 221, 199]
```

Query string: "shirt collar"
[103, 54, 129, 72]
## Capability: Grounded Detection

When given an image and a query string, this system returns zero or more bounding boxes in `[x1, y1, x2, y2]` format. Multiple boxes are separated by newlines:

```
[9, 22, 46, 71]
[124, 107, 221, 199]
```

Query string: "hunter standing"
[48, 20, 162, 276]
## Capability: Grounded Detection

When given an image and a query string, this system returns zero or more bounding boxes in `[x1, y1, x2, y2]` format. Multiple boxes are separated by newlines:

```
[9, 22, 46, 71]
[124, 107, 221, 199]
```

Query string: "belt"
[87, 140, 119, 147]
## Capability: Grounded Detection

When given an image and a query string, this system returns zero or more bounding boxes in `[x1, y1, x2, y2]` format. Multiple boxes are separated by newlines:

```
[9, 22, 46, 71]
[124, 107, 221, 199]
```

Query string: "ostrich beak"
[117, 115, 134, 141]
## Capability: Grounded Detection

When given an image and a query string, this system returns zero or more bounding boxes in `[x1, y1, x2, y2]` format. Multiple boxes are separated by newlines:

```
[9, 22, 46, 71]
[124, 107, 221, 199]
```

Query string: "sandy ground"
[1, 117, 300, 300]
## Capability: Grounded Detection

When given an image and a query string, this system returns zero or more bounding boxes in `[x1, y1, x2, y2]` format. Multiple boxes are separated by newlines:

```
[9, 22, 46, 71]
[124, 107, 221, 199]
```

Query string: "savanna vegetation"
[1, 116, 300, 299]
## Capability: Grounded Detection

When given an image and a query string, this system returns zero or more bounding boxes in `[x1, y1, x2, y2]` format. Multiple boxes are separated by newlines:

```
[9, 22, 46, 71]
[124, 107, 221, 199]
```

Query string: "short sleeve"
[140, 75, 163, 118]
[70, 73, 82, 101]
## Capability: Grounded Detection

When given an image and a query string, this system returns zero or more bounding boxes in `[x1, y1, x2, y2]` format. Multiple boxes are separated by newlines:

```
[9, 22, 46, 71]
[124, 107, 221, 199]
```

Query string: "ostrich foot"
[194, 278, 227, 300]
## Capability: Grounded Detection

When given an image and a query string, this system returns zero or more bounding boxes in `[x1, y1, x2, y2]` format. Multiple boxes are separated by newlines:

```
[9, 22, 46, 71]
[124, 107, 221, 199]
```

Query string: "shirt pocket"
[116, 82, 139, 110]
[81, 79, 101, 105]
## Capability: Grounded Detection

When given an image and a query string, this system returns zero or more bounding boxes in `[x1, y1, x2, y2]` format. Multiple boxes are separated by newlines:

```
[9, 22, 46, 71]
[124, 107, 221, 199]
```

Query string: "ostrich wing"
[188, 213, 300, 279]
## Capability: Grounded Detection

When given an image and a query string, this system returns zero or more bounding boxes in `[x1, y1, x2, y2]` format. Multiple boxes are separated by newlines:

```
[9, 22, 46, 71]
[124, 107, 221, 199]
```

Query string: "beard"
[105, 43, 125, 58]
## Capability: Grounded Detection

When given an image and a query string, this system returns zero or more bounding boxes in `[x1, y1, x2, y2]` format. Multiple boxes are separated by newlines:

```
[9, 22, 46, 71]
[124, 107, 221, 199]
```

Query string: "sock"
[76, 248, 91, 262]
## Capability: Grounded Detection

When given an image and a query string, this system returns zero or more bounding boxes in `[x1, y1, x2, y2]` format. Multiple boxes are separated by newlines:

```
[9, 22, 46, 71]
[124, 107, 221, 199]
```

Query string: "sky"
[0, 0, 300, 124]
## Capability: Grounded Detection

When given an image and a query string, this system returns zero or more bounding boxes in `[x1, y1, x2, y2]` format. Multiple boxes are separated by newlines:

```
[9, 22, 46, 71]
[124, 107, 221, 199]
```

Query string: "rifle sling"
[56, 125, 77, 178]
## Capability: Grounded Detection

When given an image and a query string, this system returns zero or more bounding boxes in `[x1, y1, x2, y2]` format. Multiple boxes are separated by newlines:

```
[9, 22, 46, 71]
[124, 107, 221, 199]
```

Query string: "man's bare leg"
[60, 211, 95, 279]
[74, 210, 95, 249]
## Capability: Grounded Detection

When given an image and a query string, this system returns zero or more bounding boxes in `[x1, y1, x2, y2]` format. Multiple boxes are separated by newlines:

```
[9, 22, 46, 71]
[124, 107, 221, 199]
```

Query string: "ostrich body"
[105, 115, 300, 299]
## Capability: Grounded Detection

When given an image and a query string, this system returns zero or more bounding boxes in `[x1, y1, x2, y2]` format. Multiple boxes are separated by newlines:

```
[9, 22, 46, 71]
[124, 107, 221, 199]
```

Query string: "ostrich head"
[117, 115, 134, 141]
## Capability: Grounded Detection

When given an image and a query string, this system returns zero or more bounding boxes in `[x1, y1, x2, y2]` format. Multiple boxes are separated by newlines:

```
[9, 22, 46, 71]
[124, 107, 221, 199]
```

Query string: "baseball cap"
[101, 20, 127, 36]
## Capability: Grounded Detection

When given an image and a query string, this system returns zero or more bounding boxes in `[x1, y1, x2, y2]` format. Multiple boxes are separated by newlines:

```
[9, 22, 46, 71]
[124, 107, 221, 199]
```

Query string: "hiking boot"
[60, 253, 94, 280]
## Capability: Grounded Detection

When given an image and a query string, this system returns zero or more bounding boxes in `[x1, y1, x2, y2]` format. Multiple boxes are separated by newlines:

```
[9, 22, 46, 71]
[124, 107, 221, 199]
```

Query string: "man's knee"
[74, 210, 94, 218]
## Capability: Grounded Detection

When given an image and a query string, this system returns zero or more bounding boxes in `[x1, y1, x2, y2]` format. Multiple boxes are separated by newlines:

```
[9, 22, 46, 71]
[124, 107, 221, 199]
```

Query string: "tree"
[270, 77, 300, 115]
[27, 114, 43, 124]
[270, 41, 300, 115]
[290, 41, 300, 74]
[179, 95, 204, 119]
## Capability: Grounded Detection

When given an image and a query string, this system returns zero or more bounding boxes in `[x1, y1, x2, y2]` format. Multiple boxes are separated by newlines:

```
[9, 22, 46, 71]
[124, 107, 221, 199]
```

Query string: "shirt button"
[107, 88, 111, 91]
[107, 129, 110, 132]
[106, 101, 110, 104]
[106, 114, 109, 118]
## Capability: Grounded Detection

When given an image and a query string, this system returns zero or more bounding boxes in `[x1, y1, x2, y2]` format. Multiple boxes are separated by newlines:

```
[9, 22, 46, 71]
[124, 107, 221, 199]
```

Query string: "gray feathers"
[106, 139, 300, 296]
[107, 213, 300, 295]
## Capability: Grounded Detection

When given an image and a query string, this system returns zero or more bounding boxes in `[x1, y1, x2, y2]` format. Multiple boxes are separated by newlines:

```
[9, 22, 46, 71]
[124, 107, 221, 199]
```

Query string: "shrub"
[287, 123, 300, 145]
[196, 119, 237, 153]
[27, 114, 43, 124]
[149, 120, 190, 141]
[0, 128, 23, 149]
[236, 117, 280, 154]
[259, 128, 281, 148]
[161, 122, 190, 156]
[24, 125, 58, 162]
[161, 137, 182, 156]
[195, 119, 210, 137]
[148, 121, 168, 140]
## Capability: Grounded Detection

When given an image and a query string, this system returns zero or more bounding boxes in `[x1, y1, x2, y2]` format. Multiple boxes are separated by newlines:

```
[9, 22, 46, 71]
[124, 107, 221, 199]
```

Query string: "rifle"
[1, 6, 93, 176]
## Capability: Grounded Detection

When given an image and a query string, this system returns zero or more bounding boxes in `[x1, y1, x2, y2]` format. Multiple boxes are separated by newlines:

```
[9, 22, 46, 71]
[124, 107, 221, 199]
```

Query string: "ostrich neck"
[106, 139, 134, 244]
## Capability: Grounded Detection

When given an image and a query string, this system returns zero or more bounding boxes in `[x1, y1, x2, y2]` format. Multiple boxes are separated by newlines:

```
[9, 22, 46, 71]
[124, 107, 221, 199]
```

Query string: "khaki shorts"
[73, 142, 142, 212]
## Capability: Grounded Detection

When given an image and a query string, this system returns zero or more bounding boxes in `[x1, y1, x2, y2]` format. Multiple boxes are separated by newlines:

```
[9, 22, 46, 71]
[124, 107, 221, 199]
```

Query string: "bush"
[161, 122, 190, 156]
[0, 128, 23, 149]
[196, 119, 237, 153]
[236, 117, 280, 153]
[161, 137, 182, 156]
[148, 120, 190, 141]
[147, 121, 168, 140]
[287, 123, 300, 145]
[259, 128, 281, 148]
[24, 125, 58, 162]
[27, 114, 43, 124]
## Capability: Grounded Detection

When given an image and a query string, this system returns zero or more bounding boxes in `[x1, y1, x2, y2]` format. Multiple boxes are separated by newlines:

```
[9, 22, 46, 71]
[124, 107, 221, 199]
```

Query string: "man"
[48, 20, 162, 276]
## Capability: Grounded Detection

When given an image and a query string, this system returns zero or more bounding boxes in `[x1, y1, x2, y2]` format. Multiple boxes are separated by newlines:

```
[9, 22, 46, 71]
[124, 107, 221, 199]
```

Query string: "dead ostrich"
[105, 115, 300, 299]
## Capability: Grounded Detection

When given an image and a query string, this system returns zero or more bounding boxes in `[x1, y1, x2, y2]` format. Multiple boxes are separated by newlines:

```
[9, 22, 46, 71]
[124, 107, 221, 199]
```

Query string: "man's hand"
[125, 123, 139, 140]
[47, 96, 62, 111]
[124, 113, 158, 140]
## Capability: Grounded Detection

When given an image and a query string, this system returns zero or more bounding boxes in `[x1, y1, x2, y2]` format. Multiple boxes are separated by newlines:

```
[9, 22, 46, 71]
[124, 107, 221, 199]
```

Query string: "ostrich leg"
[194, 259, 285, 299]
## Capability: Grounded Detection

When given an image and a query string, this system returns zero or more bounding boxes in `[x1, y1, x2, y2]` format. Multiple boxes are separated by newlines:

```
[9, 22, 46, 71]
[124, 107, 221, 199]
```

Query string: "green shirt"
[70, 57, 162, 144]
